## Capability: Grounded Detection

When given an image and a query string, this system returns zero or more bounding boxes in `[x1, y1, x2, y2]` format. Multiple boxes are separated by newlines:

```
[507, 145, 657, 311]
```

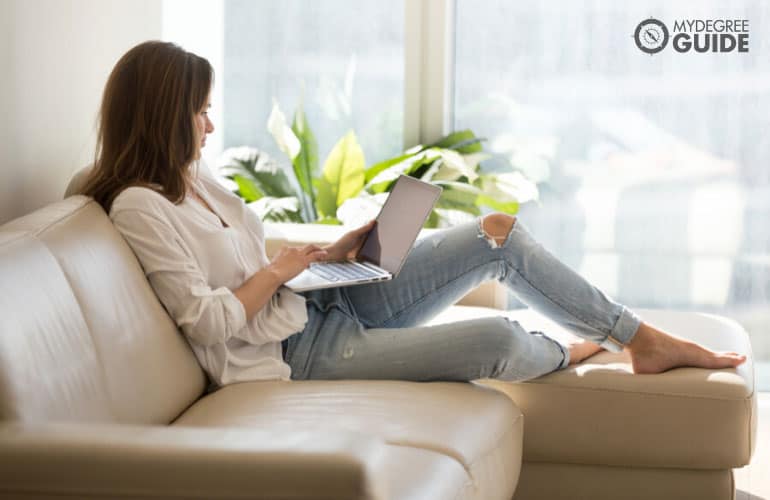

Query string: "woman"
[82, 41, 745, 389]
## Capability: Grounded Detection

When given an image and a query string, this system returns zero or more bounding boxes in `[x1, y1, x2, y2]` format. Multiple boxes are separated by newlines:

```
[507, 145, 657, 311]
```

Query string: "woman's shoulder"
[110, 185, 176, 219]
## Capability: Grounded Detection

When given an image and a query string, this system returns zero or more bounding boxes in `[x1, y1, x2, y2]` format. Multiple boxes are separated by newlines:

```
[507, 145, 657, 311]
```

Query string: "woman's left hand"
[323, 220, 376, 262]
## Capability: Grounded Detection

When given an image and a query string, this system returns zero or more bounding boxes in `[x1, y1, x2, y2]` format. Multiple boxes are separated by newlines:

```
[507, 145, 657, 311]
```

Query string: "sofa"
[0, 195, 756, 499]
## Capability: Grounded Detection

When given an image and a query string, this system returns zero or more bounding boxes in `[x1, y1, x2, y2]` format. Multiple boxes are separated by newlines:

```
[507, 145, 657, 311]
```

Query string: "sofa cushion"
[513, 461, 734, 500]
[173, 380, 523, 500]
[0, 197, 206, 424]
[377, 445, 472, 500]
[0, 235, 114, 421]
[428, 306, 756, 470]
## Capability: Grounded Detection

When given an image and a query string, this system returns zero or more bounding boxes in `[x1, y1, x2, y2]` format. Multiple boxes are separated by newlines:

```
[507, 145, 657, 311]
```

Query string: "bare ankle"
[627, 322, 657, 352]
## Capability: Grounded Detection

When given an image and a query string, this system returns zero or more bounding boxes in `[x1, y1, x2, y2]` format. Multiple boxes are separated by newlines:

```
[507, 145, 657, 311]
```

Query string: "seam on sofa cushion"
[384, 410, 523, 482]
[384, 441, 475, 499]
[0, 196, 93, 237]
[522, 379, 754, 401]
[466, 410, 522, 470]
[45, 198, 96, 233]
[466, 412, 522, 498]
[521, 458, 735, 473]
[40, 239, 118, 422]
[386, 441, 476, 479]
[31, 201, 120, 422]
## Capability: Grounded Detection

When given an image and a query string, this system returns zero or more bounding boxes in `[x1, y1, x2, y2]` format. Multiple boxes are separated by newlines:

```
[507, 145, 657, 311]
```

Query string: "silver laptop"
[284, 175, 442, 292]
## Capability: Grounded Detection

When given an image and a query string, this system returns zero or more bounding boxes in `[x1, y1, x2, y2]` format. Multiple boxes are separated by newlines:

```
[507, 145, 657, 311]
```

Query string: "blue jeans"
[282, 217, 640, 382]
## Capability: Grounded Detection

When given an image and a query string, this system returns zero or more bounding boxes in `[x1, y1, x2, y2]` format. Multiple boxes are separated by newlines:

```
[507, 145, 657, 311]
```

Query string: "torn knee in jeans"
[478, 213, 516, 249]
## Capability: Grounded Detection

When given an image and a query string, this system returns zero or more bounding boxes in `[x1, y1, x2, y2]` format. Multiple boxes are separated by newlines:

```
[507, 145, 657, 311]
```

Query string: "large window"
[223, 0, 403, 165]
[455, 0, 770, 387]
[164, 0, 770, 389]
[164, 0, 403, 166]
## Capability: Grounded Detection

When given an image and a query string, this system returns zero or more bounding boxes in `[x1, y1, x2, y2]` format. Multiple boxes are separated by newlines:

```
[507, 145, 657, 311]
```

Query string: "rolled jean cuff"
[555, 341, 570, 370]
[535, 332, 570, 370]
[600, 307, 642, 353]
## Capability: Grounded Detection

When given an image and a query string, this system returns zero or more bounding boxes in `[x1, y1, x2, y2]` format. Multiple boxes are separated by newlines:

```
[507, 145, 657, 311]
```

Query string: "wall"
[0, 0, 162, 225]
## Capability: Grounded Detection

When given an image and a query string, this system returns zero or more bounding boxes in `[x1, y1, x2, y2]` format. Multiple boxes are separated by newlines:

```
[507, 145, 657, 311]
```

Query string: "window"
[455, 0, 770, 388]
[165, 0, 403, 165]
[164, 0, 770, 388]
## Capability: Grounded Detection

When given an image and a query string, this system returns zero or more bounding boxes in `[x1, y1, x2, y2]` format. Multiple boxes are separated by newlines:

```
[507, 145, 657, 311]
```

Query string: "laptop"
[284, 175, 442, 292]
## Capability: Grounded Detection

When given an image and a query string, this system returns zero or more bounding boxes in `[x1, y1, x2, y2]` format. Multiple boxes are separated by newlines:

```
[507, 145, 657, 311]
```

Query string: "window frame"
[403, 0, 455, 148]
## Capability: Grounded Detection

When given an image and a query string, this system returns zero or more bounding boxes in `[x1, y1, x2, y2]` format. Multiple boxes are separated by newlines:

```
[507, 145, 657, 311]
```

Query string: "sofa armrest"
[0, 422, 385, 499]
[263, 221, 507, 310]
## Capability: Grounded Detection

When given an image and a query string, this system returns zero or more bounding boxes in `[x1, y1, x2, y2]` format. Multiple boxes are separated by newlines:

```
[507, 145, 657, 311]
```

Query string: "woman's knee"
[474, 317, 523, 357]
[480, 213, 516, 247]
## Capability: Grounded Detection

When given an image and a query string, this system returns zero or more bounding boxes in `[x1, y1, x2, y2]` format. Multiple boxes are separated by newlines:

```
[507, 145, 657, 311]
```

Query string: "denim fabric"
[282, 217, 641, 382]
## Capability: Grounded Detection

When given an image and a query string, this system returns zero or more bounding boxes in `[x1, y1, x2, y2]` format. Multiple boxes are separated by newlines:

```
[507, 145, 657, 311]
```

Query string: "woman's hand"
[323, 220, 376, 262]
[267, 244, 329, 282]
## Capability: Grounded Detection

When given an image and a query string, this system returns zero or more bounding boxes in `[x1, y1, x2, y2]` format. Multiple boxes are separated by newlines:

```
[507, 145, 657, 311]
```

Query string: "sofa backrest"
[0, 196, 206, 424]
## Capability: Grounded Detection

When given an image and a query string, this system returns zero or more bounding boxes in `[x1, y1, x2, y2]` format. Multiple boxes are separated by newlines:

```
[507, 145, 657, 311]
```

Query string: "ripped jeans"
[281, 217, 641, 382]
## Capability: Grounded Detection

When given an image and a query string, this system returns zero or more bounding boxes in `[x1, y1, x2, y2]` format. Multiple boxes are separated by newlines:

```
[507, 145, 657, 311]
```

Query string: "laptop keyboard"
[308, 261, 387, 282]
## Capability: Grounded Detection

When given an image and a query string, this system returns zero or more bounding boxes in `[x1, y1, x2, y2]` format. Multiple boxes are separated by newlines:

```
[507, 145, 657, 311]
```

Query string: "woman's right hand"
[268, 244, 328, 283]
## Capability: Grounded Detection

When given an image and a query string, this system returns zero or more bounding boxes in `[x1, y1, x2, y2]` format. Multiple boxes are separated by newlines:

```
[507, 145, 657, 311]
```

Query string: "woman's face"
[195, 93, 214, 155]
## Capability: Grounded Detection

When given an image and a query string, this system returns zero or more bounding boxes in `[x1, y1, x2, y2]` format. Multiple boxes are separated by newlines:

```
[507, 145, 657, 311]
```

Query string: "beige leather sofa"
[0, 196, 756, 499]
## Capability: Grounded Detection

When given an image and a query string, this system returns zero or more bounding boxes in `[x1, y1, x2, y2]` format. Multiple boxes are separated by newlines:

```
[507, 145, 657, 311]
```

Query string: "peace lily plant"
[217, 101, 537, 228]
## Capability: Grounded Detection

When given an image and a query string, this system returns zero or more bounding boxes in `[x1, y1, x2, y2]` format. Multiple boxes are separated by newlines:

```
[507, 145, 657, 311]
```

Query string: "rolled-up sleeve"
[246, 289, 308, 344]
[111, 209, 248, 347]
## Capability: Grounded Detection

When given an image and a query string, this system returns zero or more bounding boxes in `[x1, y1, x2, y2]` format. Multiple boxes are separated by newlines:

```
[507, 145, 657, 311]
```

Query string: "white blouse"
[109, 163, 308, 387]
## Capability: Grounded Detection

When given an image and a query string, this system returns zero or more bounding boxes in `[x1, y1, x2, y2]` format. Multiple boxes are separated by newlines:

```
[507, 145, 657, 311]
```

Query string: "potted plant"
[217, 102, 537, 228]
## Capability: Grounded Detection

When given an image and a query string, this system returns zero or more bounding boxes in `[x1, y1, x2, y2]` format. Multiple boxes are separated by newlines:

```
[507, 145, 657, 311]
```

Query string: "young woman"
[82, 41, 746, 388]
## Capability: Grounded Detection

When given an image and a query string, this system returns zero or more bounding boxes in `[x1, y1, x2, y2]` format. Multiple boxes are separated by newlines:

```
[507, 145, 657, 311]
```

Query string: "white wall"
[0, 0, 162, 225]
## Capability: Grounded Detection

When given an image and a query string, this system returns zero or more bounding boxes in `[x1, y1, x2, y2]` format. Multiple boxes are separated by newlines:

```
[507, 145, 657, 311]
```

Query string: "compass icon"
[634, 18, 669, 54]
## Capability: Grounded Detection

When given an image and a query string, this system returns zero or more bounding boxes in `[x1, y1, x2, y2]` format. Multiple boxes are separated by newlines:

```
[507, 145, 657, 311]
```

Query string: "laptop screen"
[357, 175, 442, 275]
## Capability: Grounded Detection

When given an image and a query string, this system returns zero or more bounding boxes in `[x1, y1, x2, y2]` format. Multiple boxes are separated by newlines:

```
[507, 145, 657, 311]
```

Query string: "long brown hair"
[82, 41, 213, 212]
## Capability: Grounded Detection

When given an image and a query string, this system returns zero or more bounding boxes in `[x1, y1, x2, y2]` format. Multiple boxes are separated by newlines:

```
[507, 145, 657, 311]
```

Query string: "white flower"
[267, 102, 301, 161]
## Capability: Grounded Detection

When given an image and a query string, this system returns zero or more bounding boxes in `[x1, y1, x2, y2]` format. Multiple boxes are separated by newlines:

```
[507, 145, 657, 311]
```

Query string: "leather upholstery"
[0, 197, 205, 424]
[513, 461, 734, 500]
[173, 380, 523, 500]
[0, 422, 386, 499]
[429, 306, 756, 470]
[0, 196, 525, 499]
[0, 235, 114, 421]
[0, 193, 757, 499]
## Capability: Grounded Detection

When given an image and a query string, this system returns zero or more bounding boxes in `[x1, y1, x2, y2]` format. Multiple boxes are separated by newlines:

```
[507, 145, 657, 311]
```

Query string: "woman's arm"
[233, 244, 327, 319]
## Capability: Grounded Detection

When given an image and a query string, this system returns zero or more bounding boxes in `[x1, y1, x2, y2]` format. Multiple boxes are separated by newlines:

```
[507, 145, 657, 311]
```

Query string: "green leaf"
[435, 183, 482, 216]
[433, 180, 518, 215]
[479, 172, 538, 205]
[366, 153, 439, 193]
[250, 196, 302, 223]
[406, 155, 440, 180]
[232, 174, 263, 203]
[428, 148, 479, 182]
[315, 215, 342, 225]
[316, 131, 365, 218]
[427, 130, 484, 154]
[291, 103, 318, 196]
[219, 147, 297, 199]
[425, 210, 440, 229]
[365, 152, 415, 183]
[477, 194, 519, 214]
[249, 165, 295, 198]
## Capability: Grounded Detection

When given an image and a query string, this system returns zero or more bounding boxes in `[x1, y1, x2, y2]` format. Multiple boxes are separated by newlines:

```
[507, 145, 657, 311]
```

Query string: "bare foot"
[627, 322, 747, 374]
[567, 340, 603, 365]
